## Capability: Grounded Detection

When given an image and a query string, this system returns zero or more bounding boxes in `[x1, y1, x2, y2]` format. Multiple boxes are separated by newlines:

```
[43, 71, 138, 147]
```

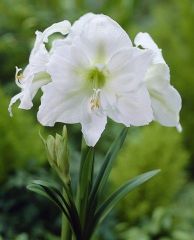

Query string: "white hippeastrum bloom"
[8, 20, 71, 116]
[9, 13, 182, 146]
[37, 13, 154, 146]
[134, 33, 182, 130]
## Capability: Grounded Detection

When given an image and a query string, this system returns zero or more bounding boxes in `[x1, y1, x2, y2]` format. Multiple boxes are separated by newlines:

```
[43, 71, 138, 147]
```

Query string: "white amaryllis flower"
[134, 33, 182, 130]
[37, 13, 154, 146]
[9, 13, 182, 146]
[8, 20, 71, 116]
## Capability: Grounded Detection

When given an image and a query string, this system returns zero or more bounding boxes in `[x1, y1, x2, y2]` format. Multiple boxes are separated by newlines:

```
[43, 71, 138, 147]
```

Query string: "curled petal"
[38, 20, 71, 43]
[32, 20, 71, 56]
[9, 71, 51, 116]
[8, 93, 23, 117]
[9, 20, 71, 115]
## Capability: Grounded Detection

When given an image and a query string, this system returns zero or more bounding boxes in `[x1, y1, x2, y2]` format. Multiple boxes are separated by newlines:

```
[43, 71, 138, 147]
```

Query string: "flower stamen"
[15, 66, 23, 87]
[90, 89, 101, 110]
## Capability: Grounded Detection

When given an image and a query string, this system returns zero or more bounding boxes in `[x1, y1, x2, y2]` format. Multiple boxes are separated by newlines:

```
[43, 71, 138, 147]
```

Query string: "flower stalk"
[61, 188, 72, 240]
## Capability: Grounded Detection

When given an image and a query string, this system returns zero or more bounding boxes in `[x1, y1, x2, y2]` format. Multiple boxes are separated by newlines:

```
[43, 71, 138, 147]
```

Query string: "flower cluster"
[9, 13, 181, 146]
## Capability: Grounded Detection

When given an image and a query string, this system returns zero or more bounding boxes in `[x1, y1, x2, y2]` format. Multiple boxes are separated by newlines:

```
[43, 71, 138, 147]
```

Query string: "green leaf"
[76, 141, 90, 206]
[84, 127, 128, 235]
[90, 127, 128, 201]
[79, 148, 94, 198]
[78, 147, 95, 226]
[27, 180, 82, 238]
[27, 182, 70, 221]
[83, 128, 128, 238]
[87, 169, 160, 239]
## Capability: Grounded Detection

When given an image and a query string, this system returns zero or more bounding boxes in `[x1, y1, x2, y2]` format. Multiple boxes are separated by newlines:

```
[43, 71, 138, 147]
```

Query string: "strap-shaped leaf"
[79, 148, 94, 199]
[90, 128, 128, 201]
[76, 142, 90, 205]
[27, 180, 82, 238]
[83, 128, 128, 238]
[27, 182, 70, 221]
[78, 147, 95, 226]
[86, 169, 160, 239]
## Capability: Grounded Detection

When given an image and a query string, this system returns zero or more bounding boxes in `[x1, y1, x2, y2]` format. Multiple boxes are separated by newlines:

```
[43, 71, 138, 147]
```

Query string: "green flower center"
[86, 66, 106, 89]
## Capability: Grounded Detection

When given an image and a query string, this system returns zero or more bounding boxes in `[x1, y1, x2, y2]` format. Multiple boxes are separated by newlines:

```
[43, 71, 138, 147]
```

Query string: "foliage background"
[0, 0, 193, 239]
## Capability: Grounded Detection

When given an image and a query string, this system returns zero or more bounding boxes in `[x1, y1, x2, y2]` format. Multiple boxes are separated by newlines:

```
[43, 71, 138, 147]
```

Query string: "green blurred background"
[0, 0, 194, 239]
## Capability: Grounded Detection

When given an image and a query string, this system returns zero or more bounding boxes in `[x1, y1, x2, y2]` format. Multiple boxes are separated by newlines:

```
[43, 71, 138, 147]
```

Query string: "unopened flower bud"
[40, 126, 70, 185]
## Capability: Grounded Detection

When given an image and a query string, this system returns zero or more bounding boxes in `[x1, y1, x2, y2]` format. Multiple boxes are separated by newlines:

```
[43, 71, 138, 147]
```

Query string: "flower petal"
[134, 32, 182, 128]
[146, 64, 181, 127]
[8, 93, 23, 116]
[81, 106, 107, 147]
[100, 89, 121, 122]
[37, 82, 87, 126]
[134, 32, 165, 64]
[116, 87, 153, 126]
[75, 14, 132, 63]
[47, 40, 91, 89]
[9, 20, 71, 115]
[39, 20, 71, 43]
[38, 81, 107, 146]
[69, 13, 96, 37]
[107, 47, 153, 92]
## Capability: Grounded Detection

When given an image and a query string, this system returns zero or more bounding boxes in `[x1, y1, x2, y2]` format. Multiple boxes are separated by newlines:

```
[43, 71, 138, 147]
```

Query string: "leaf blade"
[86, 169, 160, 239]
[27, 180, 82, 238]
[90, 127, 128, 200]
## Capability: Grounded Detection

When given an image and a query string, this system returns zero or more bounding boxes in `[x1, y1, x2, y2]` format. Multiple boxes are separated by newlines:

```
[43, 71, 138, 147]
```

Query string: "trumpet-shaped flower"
[134, 33, 182, 130]
[37, 14, 153, 146]
[8, 20, 71, 116]
[9, 13, 182, 146]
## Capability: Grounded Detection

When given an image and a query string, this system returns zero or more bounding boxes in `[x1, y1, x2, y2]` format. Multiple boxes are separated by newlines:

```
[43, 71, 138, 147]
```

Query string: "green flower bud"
[40, 126, 70, 185]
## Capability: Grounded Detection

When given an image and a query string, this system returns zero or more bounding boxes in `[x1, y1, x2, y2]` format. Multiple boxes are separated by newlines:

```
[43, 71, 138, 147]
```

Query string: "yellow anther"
[91, 98, 100, 110]
[16, 73, 24, 81]
[15, 66, 23, 87]
[90, 89, 101, 110]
